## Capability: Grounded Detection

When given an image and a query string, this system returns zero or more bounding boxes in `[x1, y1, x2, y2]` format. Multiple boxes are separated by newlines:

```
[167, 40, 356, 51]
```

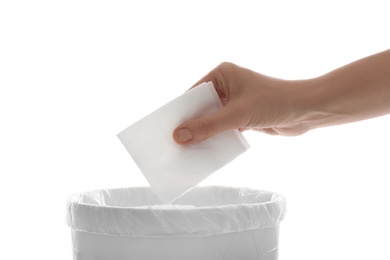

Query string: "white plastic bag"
[118, 82, 249, 203]
[66, 186, 286, 260]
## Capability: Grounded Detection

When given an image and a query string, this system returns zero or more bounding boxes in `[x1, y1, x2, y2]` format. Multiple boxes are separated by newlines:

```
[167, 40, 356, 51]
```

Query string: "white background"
[1, 1, 389, 259]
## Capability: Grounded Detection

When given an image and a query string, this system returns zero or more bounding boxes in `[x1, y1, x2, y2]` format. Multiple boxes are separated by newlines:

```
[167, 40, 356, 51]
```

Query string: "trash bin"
[66, 186, 286, 260]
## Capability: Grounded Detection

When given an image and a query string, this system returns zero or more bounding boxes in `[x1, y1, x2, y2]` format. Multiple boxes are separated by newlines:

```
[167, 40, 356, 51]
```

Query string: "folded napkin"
[118, 82, 249, 203]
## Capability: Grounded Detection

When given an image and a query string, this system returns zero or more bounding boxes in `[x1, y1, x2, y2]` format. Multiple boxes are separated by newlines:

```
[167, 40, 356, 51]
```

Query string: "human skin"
[173, 49, 390, 144]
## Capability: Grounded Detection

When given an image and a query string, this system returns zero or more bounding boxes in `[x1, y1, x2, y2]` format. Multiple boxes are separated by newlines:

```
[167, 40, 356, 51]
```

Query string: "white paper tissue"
[118, 82, 249, 203]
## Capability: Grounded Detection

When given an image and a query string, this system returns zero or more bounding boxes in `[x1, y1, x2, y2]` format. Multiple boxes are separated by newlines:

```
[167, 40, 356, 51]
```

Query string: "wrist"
[292, 77, 346, 132]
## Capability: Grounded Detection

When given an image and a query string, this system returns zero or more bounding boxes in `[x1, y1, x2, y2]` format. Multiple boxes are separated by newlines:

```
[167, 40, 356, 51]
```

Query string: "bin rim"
[66, 186, 286, 238]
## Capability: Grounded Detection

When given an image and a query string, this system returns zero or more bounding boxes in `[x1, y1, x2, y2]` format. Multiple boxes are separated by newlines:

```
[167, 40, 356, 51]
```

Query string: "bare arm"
[173, 50, 390, 144]
[302, 49, 390, 130]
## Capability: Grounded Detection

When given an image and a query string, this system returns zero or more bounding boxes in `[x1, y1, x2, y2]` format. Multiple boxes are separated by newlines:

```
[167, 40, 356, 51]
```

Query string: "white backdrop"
[1, 1, 389, 259]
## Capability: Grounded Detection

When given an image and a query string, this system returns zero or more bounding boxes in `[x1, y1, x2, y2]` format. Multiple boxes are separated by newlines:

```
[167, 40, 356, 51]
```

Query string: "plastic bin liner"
[66, 186, 286, 260]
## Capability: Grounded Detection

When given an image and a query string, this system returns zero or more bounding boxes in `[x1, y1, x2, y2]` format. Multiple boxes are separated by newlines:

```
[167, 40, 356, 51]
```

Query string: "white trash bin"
[66, 186, 286, 260]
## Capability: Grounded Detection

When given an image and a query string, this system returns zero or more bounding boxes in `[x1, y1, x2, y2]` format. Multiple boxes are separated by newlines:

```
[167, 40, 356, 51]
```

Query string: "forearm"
[299, 49, 390, 130]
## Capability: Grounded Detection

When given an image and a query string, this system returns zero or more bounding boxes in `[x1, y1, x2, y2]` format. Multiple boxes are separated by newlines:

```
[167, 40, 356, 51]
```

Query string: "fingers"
[173, 62, 244, 144]
[190, 62, 238, 102]
[190, 63, 226, 89]
[173, 106, 237, 144]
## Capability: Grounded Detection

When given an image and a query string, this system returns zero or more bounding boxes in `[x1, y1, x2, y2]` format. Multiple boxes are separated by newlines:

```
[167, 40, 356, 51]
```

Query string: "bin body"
[66, 186, 286, 260]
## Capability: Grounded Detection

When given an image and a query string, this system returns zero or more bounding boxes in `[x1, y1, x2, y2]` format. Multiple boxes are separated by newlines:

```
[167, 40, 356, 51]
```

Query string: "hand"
[173, 62, 310, 144]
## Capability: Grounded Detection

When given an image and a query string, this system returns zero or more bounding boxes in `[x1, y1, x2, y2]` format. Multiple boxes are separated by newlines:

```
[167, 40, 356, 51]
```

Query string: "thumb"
[173, 108, 236, 144]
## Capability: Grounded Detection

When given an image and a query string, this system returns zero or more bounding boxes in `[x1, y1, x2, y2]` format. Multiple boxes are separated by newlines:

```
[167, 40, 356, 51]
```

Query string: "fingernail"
[176, 128, 192, 143]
